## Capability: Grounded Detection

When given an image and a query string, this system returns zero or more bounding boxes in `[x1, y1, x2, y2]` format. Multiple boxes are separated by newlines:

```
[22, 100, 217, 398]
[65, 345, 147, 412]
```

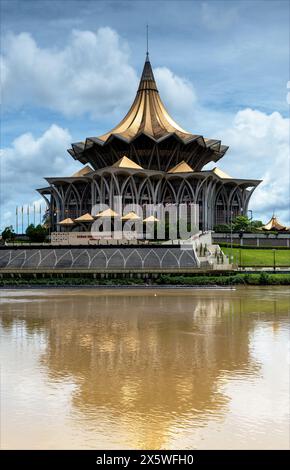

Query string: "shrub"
[1, 226, 15, 241]
[26, 224, 48, 242]
[259, 272, 269, 285]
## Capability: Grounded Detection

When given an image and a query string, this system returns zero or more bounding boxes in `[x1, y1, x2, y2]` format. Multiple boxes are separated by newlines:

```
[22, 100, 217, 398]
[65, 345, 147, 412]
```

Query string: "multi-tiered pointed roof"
[262, 215, 287, 231]
[98, 53, 193, 142]
[68, 53, 228, 171]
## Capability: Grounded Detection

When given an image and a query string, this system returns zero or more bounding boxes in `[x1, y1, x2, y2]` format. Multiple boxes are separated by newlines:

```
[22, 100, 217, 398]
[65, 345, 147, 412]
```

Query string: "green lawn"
[223, 247, 290, 267]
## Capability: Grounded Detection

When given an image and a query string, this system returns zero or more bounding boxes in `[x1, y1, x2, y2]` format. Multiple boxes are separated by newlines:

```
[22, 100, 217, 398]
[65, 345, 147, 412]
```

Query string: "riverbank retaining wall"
[213, 233, 290, 247]
[0, 245, 200, 272]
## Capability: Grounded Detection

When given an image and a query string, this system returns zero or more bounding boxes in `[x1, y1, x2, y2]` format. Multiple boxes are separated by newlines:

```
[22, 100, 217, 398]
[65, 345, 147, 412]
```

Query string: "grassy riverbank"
[1, 273, 290, 287]
[223, 247, 290, 267]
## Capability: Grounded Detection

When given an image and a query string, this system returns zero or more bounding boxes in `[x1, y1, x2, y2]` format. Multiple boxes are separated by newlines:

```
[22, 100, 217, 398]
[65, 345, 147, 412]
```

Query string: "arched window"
[80, 184, 92, 214]
[215, 188, 227, 225]
[161, 182, 176, 204]
[122, 178, 137, 205]
[178, 182, 194, 204]
[139, 180, 153, 205]
[230, 189, 242, 219]
[65, 186, 80, 219]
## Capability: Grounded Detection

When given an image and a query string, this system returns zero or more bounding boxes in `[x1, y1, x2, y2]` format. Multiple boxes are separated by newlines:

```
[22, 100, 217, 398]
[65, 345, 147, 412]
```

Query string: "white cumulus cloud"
[213, 108, 290, 224]
[1, 28, 138, 117]
[154, 67, 196, 121]
[1, 28, 197, 125]
[0, 125, 81, 229]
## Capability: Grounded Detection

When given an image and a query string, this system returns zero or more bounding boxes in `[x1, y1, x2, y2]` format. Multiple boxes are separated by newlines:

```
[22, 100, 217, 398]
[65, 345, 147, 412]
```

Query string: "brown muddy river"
[0, 287, 289, 450]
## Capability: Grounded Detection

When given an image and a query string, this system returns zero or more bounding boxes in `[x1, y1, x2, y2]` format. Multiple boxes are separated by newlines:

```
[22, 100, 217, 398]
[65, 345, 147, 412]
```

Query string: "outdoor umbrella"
[57, 217, 75, 226]
[74, 213, 94, 222]
[121, 211, 141, 221]
[143, 215, 160, 223]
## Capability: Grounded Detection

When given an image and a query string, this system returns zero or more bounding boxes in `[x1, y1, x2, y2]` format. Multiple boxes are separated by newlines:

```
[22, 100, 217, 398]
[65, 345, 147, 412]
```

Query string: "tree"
[1, 226, 15, 241]
[214, 218, 263, 233]
[26, 224, 47, 242]
[250, 220, 263, 232]
[232, 216, 264, 233]
[232, 215, 251, 232]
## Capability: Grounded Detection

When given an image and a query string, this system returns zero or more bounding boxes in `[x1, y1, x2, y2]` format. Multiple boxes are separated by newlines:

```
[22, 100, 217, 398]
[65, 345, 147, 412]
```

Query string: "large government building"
[37, 53, 261, 233]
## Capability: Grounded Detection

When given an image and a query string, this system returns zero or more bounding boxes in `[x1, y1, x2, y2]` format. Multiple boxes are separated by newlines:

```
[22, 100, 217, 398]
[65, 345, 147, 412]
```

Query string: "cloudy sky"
[1, 0, 289, 231]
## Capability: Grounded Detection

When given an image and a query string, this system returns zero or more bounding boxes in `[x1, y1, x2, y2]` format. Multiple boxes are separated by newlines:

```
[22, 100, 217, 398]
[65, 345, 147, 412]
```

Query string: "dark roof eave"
[91, 167, 164, 177]
[36, 187, 52, 193]
[216, 178, 262, 185]
[70, 131, 224, 149]
[45, 176, 91, 183]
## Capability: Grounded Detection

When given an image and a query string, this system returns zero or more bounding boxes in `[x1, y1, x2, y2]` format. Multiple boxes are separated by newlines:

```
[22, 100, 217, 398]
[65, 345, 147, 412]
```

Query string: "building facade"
[37, 54, 261, 232]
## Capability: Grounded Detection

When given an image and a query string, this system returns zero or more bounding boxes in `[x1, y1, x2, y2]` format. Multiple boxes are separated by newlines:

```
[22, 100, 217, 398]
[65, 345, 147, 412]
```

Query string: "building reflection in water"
[0, 289, 288, 449]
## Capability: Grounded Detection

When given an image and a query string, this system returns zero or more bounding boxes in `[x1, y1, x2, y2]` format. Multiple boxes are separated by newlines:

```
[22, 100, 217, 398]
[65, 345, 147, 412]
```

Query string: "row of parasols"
[58, 209, 160, 226]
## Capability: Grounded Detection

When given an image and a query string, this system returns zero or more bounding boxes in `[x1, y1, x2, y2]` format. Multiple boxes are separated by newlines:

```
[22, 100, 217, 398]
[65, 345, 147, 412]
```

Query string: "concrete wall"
[213, 233, 290, 247]
[0, 246, 199, 271]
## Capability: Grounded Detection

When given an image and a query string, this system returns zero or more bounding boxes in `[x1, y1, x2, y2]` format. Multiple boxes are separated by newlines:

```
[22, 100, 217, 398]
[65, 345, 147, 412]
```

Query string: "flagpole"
[16, 206, 18, 234]
[27, 205, 30, 227]
[33, 204, 36, 226]
[21, 206, 24, 234]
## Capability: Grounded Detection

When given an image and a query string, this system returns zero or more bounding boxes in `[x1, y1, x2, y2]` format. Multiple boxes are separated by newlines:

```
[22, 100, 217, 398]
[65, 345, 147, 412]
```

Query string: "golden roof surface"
[74, 213, 94, 222]
[97, 55, 194, 143]
[262, 215, 286, 231]
[95, 208, 120, 218]
[58, 218, 75, 225]
[212, 167, 232, 179]
[72, 165, 93, 177]
[121, 211, 141, 221]
[143, 215, 160, 222]
[112, 156, 143, 170]
[167, 161, 194, 173]
[68, 54, 229, 170]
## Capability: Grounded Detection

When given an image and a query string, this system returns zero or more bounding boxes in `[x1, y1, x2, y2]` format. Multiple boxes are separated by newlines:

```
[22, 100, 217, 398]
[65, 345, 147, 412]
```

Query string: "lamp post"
[239, 229, 244, 247]
[230, 208, 233, 265]
[21, 206, 24, 235]
[53, 209, 58, 233]
[16, 206, 18, 235]
[273, 249, 276, 272]
[238, 229, 244, 270]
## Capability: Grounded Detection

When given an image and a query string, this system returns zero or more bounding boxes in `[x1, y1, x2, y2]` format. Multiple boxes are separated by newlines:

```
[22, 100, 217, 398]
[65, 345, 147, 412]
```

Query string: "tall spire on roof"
[96, 34, 195, 142]
[138, 25, 158, 92]
[146, 24, 149, 60]
[138, 57, 158, 92]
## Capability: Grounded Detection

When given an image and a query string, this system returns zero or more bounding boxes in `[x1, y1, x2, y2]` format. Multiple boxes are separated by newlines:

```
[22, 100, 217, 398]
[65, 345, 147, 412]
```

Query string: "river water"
[0, 287, 289, 449]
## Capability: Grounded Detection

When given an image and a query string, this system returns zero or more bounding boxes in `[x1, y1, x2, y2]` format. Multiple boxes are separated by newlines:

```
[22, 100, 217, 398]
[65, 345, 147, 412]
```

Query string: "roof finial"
[146, 24, 149, 61]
